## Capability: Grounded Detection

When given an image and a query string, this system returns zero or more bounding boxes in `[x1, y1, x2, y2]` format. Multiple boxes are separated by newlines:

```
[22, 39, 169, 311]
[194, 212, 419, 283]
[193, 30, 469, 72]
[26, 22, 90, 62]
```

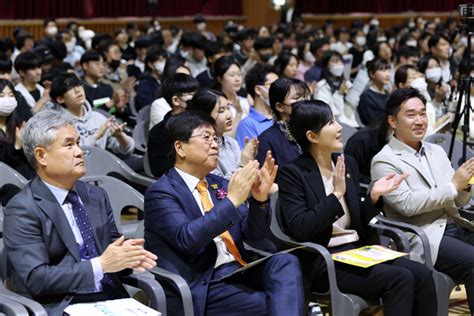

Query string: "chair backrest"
[425, 133, 474, 169]
[0, 163, 28, 190]
[81, 175, 144, 238]
[143, 151, 155, 178]
[132, 120, 150, 153]
[137, 105, 151, 122]
[82, 146, 154, 188]
[340, 122, 358, 148]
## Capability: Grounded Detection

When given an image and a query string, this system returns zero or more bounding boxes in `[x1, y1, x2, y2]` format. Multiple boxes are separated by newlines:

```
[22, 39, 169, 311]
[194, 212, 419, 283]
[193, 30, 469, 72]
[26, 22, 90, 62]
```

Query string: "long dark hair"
[0, 79, 31, 144]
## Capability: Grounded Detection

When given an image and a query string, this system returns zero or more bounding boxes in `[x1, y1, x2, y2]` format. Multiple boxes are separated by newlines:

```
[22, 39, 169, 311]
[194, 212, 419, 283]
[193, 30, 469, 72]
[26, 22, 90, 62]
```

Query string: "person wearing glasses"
[144, 110, 305, 316]
[187, 89, 258, 180]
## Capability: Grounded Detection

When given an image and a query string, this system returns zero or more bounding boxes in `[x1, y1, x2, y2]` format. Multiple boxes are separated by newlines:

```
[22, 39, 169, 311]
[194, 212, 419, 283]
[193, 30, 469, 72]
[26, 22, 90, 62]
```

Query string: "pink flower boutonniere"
[215, 187, 227, 200]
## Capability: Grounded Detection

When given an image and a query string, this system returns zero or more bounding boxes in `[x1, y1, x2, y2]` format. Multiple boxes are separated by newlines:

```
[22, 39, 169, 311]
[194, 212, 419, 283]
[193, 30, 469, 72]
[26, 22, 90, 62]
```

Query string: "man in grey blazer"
[371, 88, 474, 310]
[2, 110, 157, 315]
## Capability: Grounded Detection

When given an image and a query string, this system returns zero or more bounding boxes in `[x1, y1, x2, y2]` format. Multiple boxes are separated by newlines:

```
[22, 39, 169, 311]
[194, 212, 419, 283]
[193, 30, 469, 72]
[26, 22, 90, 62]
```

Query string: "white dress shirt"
[175, 167, 236, 267]
[42, 180, 104, 291]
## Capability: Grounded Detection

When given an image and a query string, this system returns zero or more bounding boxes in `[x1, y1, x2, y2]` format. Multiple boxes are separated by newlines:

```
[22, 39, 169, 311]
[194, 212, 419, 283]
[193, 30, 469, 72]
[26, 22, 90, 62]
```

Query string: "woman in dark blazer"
[277, 100, 437, 316]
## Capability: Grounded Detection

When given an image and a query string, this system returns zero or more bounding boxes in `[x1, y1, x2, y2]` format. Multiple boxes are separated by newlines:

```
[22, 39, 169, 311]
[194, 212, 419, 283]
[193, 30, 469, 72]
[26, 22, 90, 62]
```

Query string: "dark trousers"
[309, 244, 437, 316]
[435, 223, 474, 310]
[205, 253, 305, 316]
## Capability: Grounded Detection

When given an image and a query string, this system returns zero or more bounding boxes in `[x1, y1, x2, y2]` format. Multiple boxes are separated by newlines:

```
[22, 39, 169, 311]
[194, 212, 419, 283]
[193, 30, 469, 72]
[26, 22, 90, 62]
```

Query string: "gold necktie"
[196, 180, 247, 266]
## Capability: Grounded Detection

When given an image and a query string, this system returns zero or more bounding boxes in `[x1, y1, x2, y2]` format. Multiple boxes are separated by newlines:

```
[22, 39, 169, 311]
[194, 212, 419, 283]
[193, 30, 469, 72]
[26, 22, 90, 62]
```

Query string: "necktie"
[196, 180, 247, 266]
[65, 191, 115, 288]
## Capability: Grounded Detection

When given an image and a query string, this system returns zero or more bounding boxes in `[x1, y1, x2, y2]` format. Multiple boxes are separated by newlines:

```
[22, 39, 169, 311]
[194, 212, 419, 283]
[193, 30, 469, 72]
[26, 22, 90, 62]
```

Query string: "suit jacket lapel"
[75, 181, 104, 253]
[389, 137, 434, 187]
[299, 153, 327, 201]
[168, 168, 203, 219]
[31, 178, 81, 261]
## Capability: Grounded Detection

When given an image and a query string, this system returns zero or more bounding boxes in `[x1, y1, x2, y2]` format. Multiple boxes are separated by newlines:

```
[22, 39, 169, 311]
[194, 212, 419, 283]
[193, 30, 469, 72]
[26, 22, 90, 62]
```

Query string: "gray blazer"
[371, 136, 472, 264]
[3, 177, 128, 315]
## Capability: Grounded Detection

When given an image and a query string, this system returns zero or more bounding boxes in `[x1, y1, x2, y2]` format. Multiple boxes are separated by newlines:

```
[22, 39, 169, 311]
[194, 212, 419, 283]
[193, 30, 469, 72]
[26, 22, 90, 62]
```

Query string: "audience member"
[144, 110, 305, 316]
[371, 87, 474, 310]
[236, 64, 278, 148]
[147, 73, 199, 177]
[278, 100, 437, 316]
[3, 110, 157, 315]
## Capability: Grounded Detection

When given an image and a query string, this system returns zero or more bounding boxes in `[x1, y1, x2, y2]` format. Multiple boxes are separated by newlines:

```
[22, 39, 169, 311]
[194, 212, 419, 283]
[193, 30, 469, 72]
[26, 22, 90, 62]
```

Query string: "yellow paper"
[332, 245, 407, 268]
[469, 177, 474, 185]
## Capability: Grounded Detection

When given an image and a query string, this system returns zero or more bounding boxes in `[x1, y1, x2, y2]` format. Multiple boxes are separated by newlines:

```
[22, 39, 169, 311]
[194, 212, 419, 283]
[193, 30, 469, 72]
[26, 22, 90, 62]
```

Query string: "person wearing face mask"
[315, 50, 358, 127]
[193, 15, 216, 42]
[61, 29, 84, 69]
[240, 37, 275, 80]
[36, 18, 59, 47]
[0, 79, 34, 205]
[236, 64, 279, 148]
[134, 46, 167, 112]
[256, 78, 310, 170]
[348, 29, 367, 79]
[418, 55, 451, 112]
[395, 64, 448, 136]
[196, 41, 228, 90]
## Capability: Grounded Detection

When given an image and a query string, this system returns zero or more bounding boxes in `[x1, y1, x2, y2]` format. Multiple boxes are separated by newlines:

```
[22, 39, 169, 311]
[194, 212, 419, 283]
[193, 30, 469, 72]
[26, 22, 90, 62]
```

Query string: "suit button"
[202, 280, 208, 285]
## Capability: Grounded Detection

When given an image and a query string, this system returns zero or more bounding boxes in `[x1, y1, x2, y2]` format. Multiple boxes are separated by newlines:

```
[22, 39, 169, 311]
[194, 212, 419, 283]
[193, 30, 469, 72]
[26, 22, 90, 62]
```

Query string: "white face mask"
[406, 40, 417, 47]
[46, 26, 58, 36]
[259, 86, 271, 107]
[355, 36, 366, 46]
[0, 97, 18, 116]
[329, 64, 344, 77]
[425, 67, 442, 83]
[65, 41, 75, 53]
[410, 77, 428, 93]
[377, 36, 387, 42]
[154, 61, 166, 75]
[304, 51, 316, 63]
[197, 22, 206, 32]
[461, 36, 468, 47]
[180, 50, 190, 59]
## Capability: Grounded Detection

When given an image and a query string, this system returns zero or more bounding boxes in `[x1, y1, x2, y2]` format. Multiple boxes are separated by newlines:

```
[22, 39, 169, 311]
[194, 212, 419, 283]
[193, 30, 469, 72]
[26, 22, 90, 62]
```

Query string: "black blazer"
[277, 152, 380, 247]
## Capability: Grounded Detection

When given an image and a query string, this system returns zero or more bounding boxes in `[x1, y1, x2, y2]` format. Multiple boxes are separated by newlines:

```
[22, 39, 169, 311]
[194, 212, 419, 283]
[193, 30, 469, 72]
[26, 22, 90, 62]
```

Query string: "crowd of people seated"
[1, 9, 474, 316]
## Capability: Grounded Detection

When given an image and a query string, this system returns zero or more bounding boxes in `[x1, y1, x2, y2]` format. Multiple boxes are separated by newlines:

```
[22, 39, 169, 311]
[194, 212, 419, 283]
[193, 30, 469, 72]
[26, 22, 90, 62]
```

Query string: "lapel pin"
[346, 174, 351, 179]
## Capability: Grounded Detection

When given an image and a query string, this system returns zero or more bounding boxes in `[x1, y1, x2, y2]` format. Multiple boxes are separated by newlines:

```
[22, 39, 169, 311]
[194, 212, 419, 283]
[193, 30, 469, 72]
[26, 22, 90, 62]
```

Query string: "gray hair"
[22, 110, 75, 169]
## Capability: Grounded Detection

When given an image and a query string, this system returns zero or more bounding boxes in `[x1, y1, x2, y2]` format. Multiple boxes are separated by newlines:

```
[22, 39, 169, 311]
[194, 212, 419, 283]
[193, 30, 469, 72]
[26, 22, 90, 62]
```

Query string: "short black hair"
[382, 87, 426, 138]
[274, 51, 298, 78]
[245, 63, 277, 99]
[418, 54, 440, 74]
[161, 73, 199, 107]
[162, 55, 189, 81]
[289, 100, 334, 152]
[14, 51, 42, 73]
[80, 50, 103, 65]
[254, 37, 274, 50]
[428, 33, 449, 50]
[187, 89, 226, 115]
[269, 78, 310, 119]
[188, 33, 208, 50]
[15, 33, 33, 50]
[366, 58, 389, 78]
[0, 54, 12, 74]
[43, 18, 56, 28]
[165, 110, 216, 163]
[144, 45, 167, 72]
[396, 45, 420, 63]
[394, 64, 417, 88]
[50, 73, 83, 104]
[310, 37, 329, 55]
[213, 56, 240, 86]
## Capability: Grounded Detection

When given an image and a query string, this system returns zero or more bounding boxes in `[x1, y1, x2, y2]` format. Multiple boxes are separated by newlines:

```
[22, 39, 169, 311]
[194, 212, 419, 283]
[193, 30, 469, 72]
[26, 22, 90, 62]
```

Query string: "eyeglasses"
[189, 132, 219, 144]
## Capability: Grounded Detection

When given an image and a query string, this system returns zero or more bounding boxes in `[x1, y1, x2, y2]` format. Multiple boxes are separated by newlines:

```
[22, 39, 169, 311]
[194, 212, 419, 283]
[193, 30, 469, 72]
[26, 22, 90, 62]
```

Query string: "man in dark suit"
[3, 110, 157, 315]
[280, 0, 302, 25]
[144, 111, 305, 316]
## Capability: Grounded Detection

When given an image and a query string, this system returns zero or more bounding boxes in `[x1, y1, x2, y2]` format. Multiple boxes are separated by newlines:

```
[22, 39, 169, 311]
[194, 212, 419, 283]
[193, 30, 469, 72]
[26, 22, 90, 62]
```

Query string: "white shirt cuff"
[449, 182, 459, 198]
[91, 257, 104, 291]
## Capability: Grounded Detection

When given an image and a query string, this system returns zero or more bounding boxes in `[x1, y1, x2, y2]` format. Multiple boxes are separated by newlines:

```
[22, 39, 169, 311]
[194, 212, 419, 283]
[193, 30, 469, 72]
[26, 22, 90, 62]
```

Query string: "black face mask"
[259, 53, 273, 63]
[109, 59, 120, 69]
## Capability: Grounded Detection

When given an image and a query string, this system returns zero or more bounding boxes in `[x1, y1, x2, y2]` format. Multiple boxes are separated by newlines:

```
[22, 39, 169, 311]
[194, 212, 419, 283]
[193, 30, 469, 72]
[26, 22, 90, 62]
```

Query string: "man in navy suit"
[3, 110, 157, 315]
[144, 110, 305, 316]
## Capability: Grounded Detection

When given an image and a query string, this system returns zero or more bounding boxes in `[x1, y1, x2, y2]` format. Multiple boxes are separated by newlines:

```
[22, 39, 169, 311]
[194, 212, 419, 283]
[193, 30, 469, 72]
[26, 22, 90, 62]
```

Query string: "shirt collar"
[392, 136, 425, 156]
[249, 107, 272, 123]
[175, 167, 205, 192]
[41, 179, 71, 205]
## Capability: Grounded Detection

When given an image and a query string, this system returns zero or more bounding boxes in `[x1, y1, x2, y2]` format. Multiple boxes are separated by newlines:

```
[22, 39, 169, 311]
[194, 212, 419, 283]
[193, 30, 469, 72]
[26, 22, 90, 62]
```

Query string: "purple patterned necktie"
[65, 191, 114, 289]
